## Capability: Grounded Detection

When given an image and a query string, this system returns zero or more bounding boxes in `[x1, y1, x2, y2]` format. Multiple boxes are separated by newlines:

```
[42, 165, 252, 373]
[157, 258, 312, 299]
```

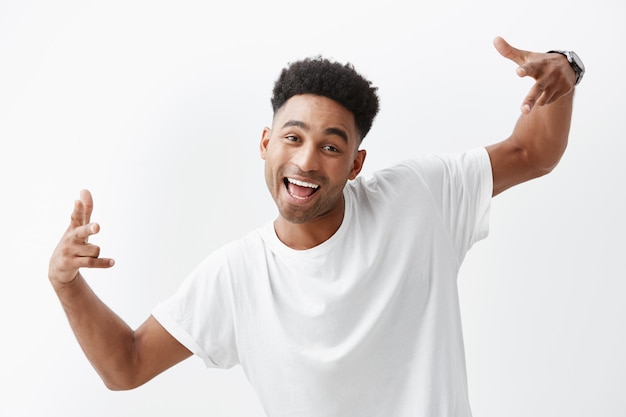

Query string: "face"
[260, 94, 366, 225]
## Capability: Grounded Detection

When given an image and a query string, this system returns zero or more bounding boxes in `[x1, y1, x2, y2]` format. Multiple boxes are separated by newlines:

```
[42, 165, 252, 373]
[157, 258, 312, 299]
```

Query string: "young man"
[49, 37, 583, 416]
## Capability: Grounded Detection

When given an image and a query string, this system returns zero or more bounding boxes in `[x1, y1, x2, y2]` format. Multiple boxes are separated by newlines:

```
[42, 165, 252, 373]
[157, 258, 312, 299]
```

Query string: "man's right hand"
[49, 189, 115, 285]
[47, 190, 191, 390]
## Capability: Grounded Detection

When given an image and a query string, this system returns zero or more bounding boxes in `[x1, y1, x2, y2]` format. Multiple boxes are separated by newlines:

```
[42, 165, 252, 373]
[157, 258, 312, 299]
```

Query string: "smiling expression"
[260, 94, 366, 229]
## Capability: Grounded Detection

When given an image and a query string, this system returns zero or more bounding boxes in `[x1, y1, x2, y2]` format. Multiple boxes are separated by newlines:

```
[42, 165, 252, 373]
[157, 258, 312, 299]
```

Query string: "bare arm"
[49, 190, 191, 390]
[486, 37, 578, 196]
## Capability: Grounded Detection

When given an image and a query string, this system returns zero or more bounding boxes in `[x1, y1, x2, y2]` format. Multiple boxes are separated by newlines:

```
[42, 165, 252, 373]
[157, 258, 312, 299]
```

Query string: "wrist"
[547, 50, 585, 86]
[49, 270, 82, 291]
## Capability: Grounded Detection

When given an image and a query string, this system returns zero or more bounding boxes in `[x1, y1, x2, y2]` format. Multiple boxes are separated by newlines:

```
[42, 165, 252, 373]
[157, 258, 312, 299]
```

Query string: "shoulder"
[350, 148, 490, 194]
[188, 227, 267, 281]
[401, 147, 491, 179]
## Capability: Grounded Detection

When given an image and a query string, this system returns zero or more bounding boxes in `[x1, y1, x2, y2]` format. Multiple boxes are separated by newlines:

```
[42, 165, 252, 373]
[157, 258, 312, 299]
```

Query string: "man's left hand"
[494, 36, 577, 114]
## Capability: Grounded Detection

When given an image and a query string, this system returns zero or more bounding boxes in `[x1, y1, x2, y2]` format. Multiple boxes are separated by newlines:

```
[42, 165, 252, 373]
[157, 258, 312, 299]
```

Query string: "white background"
[1, 0, 624, 416]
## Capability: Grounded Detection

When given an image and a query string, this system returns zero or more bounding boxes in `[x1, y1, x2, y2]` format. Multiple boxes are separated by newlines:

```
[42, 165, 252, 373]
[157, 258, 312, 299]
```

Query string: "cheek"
[264, 158, 281, 188]
[336, 159, 358, 180]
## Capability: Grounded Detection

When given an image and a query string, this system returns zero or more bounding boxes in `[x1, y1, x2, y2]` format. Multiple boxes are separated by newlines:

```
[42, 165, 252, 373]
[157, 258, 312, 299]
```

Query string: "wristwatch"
[547, 50, 585, 86]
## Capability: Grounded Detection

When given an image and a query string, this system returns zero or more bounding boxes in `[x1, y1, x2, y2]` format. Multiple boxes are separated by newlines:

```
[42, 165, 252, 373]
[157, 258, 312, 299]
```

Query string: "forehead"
[273, 94, 358, 137]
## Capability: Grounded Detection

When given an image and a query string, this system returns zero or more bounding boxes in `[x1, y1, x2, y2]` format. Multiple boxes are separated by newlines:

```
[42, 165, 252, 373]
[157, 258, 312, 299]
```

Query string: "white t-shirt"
[153, 147, 493, 417]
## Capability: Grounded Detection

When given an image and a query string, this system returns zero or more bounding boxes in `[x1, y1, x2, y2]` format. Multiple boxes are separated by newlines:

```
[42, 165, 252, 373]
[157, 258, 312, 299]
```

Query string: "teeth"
[287, 178, 319, 189]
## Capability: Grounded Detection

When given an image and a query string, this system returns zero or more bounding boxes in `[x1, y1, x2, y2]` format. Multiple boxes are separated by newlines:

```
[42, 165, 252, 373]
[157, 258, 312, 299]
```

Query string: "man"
[49, 37, 583, 416]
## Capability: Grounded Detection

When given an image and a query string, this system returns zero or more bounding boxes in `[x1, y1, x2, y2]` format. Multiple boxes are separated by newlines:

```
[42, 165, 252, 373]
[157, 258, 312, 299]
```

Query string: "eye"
[322, 145, 340, 153]
[285, 135, 299, 142]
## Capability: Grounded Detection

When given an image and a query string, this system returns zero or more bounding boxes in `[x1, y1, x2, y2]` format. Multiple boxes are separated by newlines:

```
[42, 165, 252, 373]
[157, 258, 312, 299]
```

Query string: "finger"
[73, 222, 101, 242]
[70, 199, 85, 229]
[520, 82, 546, 114]
[493, 36, 528, 67]
[75, 243, 102, 259]
[59, 242, 102, 261]
[74, 256, 116, 269]
[80, 189, 94, 225]
[536, 88, 557, 107]
[515, 59, 548, 82]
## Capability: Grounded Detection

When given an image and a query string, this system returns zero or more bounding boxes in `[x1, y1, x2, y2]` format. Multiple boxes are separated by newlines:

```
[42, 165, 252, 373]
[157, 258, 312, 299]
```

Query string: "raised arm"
[486, 37, 581, 196]
[49, 190, 191, 390]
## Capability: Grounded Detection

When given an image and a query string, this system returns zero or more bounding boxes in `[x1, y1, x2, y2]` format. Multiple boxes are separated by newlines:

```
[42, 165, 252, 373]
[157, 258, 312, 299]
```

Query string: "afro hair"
[271, 56, 380, 141]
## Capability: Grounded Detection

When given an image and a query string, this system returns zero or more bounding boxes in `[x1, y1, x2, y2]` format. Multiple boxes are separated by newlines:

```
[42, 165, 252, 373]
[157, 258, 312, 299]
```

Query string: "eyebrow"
[281, 120, 349, 144]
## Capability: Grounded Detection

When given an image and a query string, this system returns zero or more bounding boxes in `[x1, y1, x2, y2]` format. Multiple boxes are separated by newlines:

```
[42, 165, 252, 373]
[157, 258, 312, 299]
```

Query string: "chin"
[279, 211, 312, 225]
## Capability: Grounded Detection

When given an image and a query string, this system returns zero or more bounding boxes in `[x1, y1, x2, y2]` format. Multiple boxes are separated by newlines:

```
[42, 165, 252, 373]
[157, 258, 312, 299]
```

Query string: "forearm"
[51, 273, 138, 390]
[49, 190, 191, 389]
[488, 89, 574, 196]
[510, 88, 574, 175]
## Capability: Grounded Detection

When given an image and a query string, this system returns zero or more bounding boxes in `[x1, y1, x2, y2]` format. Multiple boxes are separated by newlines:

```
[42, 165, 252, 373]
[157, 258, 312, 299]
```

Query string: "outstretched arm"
[486, 37, 579, 196]
[49, 190, 191, 390]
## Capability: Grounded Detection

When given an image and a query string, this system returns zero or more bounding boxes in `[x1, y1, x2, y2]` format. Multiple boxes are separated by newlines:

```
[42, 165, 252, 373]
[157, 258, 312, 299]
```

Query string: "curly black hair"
[271, 56, 380, 142]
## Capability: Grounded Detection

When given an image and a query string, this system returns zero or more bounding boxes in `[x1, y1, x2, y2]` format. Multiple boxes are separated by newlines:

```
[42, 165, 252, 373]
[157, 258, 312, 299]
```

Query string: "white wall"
[1, 0, 624, 416]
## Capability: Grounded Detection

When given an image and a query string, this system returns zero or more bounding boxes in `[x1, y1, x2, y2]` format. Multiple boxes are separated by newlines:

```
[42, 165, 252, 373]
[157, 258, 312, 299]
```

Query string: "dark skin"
[49, 192, 192, 389]
[48, 37, 577, 390]
[260, 94, 366, 249]
[488, 37, 574, 196]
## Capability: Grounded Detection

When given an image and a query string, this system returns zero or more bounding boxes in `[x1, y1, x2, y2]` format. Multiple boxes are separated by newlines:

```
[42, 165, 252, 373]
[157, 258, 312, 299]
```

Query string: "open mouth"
[284, 177, 320, 199]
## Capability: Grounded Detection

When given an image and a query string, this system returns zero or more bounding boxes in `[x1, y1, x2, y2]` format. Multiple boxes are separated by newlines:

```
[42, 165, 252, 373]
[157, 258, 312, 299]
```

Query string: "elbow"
[103, 377, 144, 391]
[104, 383, 126, 392]
[532, 162, 557, 179]
[519, 144, 565, 180]
[531, 153, 564, 179]
[99, 367, 145, 391]
[104, 380, 132, 392]
[508, 127, 569, 180]
[102, 377, 137, 391]
[98, 335, 147, 391]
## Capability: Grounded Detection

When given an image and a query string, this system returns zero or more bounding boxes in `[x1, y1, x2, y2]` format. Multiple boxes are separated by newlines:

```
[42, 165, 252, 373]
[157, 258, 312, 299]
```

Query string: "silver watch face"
[570, 51, 585, 72]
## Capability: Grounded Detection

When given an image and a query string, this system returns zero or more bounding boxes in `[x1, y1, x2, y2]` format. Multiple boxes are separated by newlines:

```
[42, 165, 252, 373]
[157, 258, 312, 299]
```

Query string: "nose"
[292, 142, 320, 173]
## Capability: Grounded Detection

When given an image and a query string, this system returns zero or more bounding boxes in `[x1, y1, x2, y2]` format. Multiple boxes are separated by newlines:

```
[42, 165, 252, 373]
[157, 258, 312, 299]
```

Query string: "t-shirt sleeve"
[152, 250, 239, 369]
[406, 147, 493, 264]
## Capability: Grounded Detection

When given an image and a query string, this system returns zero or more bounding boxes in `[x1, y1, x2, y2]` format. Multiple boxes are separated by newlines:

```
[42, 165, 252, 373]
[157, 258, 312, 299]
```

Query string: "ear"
[348, 149, 367, 180]
[259, 127, 271, 160]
